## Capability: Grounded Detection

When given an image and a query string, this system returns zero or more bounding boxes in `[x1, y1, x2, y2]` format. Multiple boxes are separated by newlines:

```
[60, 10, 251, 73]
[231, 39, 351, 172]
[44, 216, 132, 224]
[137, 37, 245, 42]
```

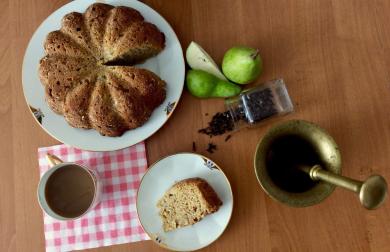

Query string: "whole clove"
[206, 143, 217, 153]
[192, 141, 197, 152]
[198, 111, 235, 137]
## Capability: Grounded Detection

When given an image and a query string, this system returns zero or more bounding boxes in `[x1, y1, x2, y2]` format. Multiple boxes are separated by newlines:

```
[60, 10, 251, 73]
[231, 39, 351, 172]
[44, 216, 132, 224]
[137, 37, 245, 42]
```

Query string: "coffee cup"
[254, 120, 387, 209]
[37, 154, 103, 220]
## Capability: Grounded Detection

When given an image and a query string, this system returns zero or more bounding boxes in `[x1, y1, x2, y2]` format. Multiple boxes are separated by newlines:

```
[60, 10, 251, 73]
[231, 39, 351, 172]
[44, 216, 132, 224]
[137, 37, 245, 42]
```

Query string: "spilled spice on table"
[206, 143, 217, 153]
[198, 111, 234, 137]
[192, 141, 197, 152]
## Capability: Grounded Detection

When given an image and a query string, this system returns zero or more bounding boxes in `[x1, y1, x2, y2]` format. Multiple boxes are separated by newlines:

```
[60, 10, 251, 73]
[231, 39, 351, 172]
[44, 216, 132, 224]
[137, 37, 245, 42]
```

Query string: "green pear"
[222, 46, 263, 84]
[186, 69, 241, 98]
[186, 41, 227, 81]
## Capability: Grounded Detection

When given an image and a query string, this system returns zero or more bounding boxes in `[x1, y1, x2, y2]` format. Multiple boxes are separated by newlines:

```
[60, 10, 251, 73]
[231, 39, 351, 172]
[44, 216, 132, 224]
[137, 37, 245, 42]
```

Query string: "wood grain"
[1, 0, 390, 251]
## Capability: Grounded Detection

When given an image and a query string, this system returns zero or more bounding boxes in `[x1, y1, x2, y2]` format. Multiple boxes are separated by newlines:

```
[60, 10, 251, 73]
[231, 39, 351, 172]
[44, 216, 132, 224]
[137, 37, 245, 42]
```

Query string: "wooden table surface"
[2, 0, 390, 251]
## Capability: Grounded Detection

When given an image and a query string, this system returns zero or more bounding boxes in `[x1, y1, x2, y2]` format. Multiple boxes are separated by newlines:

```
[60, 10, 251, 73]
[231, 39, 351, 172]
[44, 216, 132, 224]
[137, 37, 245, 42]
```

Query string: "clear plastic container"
[225, 79, 294, 130]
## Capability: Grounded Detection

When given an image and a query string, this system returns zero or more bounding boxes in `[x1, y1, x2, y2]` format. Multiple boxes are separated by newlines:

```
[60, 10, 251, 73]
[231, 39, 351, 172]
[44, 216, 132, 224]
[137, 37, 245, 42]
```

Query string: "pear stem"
[250, 49, 260, 60]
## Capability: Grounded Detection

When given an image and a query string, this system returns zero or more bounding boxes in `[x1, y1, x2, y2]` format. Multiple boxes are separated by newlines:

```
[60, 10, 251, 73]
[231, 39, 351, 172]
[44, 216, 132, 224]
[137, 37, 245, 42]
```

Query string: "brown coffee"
[45, 165, 95, 218]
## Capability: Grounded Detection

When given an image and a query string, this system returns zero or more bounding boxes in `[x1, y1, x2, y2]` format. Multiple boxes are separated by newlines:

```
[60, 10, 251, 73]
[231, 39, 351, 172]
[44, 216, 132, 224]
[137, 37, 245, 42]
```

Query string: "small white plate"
[22, 0, 185, 151]
[136, 153, 233, 251]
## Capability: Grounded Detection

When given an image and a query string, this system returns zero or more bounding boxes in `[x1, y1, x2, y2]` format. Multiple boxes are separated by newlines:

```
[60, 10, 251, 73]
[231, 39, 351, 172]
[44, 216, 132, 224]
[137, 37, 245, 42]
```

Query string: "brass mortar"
[255, 120, 340, 207]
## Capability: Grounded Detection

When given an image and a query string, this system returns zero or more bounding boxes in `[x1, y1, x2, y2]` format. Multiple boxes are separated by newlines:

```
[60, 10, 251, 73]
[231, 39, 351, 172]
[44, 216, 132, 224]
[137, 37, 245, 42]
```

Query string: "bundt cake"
[157, 178, 223, 232]
[39, 3, 166, 136]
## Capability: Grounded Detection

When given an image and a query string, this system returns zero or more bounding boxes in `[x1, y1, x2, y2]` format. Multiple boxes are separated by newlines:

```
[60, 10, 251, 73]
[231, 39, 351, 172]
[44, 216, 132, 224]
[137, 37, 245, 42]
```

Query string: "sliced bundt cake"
[38, 3, 166, 136]
[157, 178, 223, 232]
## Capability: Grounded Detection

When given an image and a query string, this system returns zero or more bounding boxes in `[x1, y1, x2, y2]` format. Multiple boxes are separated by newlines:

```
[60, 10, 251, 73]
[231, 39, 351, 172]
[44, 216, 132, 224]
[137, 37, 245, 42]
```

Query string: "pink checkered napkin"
[37, 143, 150, 252]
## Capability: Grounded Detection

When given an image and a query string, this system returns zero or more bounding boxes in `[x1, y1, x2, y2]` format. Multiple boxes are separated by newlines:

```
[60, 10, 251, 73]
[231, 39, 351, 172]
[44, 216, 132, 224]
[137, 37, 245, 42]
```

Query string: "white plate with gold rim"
[136, 153, 233, 251]
[22, 0, 185, 151]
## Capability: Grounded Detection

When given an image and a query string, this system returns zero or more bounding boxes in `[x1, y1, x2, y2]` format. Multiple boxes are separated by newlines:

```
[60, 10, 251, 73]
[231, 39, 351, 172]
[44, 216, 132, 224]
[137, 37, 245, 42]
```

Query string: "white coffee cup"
[37, 154, 103, 220]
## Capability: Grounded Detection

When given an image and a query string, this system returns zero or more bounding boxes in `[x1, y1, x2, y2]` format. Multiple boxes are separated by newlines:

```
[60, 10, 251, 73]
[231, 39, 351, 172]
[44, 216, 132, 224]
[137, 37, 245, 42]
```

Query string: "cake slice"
[103, 6, 144, 51]
[84, 3, 114, 55]
[157, 178, 222, 232]
[107, 21, 165, 64]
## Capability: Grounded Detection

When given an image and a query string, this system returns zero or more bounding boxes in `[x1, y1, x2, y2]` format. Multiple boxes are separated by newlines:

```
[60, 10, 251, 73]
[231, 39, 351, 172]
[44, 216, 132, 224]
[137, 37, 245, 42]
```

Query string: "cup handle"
[46, 153, 63, 167]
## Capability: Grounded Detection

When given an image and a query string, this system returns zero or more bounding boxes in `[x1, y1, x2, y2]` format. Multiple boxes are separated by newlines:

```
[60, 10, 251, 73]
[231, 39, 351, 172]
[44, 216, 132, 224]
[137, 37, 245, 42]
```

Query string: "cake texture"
[157, 178, 223, 232]
[39, 3, 166, 136]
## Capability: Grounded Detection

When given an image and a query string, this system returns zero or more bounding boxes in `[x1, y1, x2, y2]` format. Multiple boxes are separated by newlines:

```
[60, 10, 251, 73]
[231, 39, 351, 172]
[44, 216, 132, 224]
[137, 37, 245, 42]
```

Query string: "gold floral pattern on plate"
[202, 157, 218, 170]
[164, 101, 176, 116]
[29, 105, 44, 124]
